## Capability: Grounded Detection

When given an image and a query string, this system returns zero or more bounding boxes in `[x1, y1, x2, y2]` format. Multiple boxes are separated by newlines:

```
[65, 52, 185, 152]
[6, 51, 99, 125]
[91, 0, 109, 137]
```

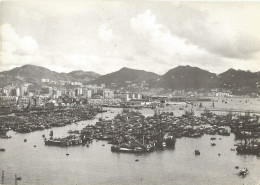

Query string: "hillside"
[0, 65, 100, 87]
[218, 68, 260, 94]
[90, 67, 160, 87]
[159, 65, 219, 90]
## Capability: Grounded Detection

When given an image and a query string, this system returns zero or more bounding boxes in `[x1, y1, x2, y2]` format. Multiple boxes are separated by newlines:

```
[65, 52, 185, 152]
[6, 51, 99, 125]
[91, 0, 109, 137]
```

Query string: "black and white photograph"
[0, 1, 260, 185]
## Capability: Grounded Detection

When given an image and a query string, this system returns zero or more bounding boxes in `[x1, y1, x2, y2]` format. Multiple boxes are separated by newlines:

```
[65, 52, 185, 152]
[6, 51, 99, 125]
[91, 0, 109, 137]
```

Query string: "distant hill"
[218, 68, 260, 94]
[0, 64, 100, 87]
[89, 67, 160, 87]
[159, 65, 219, 90]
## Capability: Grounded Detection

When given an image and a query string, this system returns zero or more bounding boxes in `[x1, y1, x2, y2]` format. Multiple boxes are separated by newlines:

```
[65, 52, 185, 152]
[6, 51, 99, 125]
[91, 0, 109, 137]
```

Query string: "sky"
[0, 1, 260, 75]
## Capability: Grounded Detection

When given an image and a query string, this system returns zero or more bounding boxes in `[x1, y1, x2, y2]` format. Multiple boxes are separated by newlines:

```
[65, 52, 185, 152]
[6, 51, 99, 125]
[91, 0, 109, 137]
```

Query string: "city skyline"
[1, 1, 260, 75]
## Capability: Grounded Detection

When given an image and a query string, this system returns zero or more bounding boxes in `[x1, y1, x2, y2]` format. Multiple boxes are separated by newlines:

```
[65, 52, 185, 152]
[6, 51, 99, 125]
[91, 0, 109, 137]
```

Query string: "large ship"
[44, 135, 82, 147]
[111, 136, 154, 153]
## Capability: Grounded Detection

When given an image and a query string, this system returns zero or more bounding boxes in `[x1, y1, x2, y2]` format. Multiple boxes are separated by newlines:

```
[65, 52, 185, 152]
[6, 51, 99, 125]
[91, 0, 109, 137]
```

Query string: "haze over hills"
[0, 64, 259, 94]
[0, 64, 100, 87]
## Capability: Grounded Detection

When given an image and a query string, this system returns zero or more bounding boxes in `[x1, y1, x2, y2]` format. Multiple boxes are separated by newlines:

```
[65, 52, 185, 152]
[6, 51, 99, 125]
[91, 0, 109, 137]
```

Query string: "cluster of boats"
[0, 106, 98, 134]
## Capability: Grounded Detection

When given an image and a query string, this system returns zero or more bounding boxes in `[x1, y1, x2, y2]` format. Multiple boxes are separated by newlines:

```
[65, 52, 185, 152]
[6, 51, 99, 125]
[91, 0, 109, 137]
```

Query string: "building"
[130, 93, 142, 100]
[20, 86, 28, 96]
[92, 88, 104, 98]
[0, 96, 18, 106]
[114, 92, 130, 101]
[61, 89, 67, 95]
[17, 97, 31, 107]
[83, 89, 92, 98]
[53, 89, 62, 99]
[216, 92, 232, 97]
[103, 89, 114, 99]
[41, 87, 53, 95]
[75, 88, 83, 96]
[41, 79, 50, 83]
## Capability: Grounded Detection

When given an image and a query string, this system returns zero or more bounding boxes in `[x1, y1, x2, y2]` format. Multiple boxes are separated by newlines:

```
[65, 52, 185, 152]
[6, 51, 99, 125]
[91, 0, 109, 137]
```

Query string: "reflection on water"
[1, 99, 260, 185]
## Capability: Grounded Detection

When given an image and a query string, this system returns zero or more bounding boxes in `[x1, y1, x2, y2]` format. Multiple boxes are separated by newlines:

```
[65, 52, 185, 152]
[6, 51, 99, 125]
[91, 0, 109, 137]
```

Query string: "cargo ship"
[44, 136, 82, 147]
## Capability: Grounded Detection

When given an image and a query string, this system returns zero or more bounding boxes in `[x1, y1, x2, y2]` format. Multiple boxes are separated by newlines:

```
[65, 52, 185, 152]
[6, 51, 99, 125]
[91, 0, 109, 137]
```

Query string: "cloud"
[1, 2, 260, 75]
[130, 10, 204, 58]
[98, 24, 117, 42]
[163, 5, 260, 59]
[0, 24, 38, 56]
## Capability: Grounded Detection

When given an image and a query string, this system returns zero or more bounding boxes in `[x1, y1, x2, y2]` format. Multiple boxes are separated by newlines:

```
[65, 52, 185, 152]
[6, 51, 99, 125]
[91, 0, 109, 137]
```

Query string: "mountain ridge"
[1, 64, 259, 94]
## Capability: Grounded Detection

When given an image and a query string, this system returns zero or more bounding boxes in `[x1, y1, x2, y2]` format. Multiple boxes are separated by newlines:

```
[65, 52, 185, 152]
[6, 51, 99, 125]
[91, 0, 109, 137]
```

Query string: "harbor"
[1, 98, 260, 185]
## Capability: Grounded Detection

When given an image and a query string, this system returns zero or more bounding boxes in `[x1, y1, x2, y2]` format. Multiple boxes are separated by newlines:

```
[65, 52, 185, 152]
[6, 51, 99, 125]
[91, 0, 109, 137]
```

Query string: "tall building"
[75, 88, 83, 96]
[20, 86, 28, 96]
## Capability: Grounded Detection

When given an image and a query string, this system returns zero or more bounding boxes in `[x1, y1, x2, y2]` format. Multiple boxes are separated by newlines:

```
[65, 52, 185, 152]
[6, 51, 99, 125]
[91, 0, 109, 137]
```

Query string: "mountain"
[218, 68, 260, 94]
[89, 67, 160, 87]
[0, 64, 100, 87]
[159, 65, 219, 90]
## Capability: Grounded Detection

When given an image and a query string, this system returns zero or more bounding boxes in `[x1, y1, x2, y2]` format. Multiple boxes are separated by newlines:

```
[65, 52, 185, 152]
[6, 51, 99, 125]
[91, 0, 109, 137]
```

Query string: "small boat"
[66, 153, 69, 156]
[135, 159, 139, 162]
[0, 148, 5, 152]
[16, 177, 22, 180]
[211, 143, 216, 146]
[235, 166, 239, 169]
[239, 168, 248, 176]
[210, 137, 216, 140]
[195, 150, 200, 155]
